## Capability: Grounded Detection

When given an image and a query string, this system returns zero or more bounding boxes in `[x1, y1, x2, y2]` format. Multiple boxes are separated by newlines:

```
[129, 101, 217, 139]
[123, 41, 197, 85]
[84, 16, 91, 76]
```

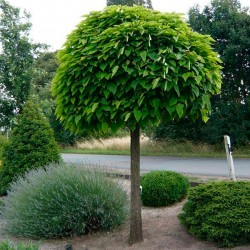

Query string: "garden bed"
[0, 177, 249, 250]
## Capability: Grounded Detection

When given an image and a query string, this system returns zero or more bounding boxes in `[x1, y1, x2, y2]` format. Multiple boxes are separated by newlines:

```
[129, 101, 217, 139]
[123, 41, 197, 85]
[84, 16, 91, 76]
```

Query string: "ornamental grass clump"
[179, 181, 250, 247]
[1, 163, 128, 239]
[141, 170, 189, 207]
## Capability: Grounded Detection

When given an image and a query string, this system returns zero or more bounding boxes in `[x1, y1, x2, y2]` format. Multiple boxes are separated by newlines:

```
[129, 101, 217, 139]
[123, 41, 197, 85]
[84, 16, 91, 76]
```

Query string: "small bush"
[0, 101, 60, 196]
[0, 240, 39, 250]
[141, 170, 189, 207]
[1, 163, 128, 239]
[179, 181, 250, 247]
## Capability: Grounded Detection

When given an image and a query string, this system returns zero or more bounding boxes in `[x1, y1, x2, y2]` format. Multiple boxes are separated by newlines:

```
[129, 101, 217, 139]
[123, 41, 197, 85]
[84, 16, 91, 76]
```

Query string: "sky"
[7, 0, 250, 51]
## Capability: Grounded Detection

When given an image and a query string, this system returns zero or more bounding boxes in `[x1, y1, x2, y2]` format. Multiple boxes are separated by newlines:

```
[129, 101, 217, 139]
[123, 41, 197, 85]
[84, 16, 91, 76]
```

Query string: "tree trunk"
[129, 125, 143, 244]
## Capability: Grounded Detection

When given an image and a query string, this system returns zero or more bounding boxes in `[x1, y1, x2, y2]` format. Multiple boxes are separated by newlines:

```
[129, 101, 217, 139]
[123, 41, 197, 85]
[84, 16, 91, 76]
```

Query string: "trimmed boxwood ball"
[1, 163, 128, 239]
[141, 171, 189, 207]
[179, 181, 250, 247]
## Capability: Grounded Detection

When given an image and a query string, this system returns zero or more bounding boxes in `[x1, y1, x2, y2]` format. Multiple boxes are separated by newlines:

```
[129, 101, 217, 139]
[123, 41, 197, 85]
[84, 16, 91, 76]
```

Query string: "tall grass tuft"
[77, 136, 150, 151]
[1, 163, 128, 239]
[67, 136, 237, 157]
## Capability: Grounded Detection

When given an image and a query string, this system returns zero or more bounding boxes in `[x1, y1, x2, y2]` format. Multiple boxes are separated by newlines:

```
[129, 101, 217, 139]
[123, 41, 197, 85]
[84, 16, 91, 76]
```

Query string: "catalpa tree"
[52, 6, 222, 244]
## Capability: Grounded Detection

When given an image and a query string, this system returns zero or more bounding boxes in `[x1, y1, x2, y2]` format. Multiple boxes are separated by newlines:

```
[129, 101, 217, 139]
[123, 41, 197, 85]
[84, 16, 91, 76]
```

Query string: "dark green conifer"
[0, 101, 60, 195]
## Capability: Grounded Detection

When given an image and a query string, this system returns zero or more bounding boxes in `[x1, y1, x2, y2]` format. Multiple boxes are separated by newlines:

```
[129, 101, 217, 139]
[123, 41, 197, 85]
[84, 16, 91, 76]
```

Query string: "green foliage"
[0, 134, 8, 159]
[52, 6, 222, 135]
[1, 163, 128, 239]
[0, 101, 60, 196]
[189, 0, 250, 105]
[0, 241, 39, 250]
[141, 171, 189, 207]
[31, 51, 80, 146]
[0, 0, 38, 128]
[156, 0, 250, 146]
[152, 118, 203, 142]
[107, 0, 153, 9]
[179, 181, 250, 247]
[32, 51, 59, 92]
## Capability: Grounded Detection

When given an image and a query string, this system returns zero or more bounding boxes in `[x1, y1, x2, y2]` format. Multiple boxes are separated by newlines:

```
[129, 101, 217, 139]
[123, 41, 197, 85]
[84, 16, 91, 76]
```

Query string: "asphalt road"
[62, 154, 250, 178]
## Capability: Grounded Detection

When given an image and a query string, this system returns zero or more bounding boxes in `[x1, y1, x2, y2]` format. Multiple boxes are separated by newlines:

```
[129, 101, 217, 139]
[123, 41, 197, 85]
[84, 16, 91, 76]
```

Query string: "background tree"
[0, 101, 61, 196]
[52, 6, 222, 244]
[30, 51, 81, 146]
[0, 0, 43, 129]
[189, 0, 250, 146]
[154, 0, 250, 146]
[107, 0, 153, 9]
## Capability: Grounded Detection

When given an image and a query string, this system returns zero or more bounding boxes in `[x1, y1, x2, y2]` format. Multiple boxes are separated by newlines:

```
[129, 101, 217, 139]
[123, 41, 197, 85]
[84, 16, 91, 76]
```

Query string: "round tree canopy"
[52, 5, 222, 134]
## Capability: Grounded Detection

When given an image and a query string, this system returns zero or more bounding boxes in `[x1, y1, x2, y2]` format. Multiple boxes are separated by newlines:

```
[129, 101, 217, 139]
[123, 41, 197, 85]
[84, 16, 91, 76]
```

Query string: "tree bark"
[129, 125, 143, 244]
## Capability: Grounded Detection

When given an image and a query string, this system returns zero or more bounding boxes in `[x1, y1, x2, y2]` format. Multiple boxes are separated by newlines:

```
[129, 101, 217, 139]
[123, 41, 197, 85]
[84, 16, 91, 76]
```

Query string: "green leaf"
[152, 98, 160, 110]
[148, 52, 158, 60]
[75, 115, 81, 125]
[202, 115, 209, 123]
[140, 51, 147, 62]
[134, 110, 142, 122]
[92, 103, 99, 112]
[138, 95, 145, 106]
[166, 105, 176, 115]
[165, 81, 174, 91]
[182, 72, 191, 82]
[192, 85, 199, 97]
[101, 122, 109, 132]
[176, 52, 183, 60]
[96, 108, 102, 119]
[131, 80, 139, 89]
[111, 111, 117, 119]
[143, 70, 149, 77]
[100, 63, 108, 71]
[114, 100, 122, 108]
[70, 97, 76, 104]
[107, 84, 117, 95]
[125, 48, 132, 57]
[111, 66, 119, 77]
[174, 84, 180, 96]
[170, 97, 177, 106]
[118, 47, 125, 57]
[104, 89, 110, 99]
[124, 113, 131, 122]
[152, 78, 160, 89]
[124, 67, 134, 75]
[176, 103, 184, 118]
[169, 60, 176, 67]
[196, 75, 202, 84]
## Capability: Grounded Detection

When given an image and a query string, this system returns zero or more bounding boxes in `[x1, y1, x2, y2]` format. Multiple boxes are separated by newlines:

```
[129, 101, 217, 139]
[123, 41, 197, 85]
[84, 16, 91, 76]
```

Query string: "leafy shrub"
[141, 171, 189, 207]
[179, 181, 250, 247]
[1, 163, 128, 239]
[0, 240, 39, 250]
[0, 101, 61, 196]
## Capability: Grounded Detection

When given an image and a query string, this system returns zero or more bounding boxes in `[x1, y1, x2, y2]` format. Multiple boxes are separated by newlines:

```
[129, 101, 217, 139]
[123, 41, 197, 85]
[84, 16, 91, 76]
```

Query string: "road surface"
[62, 154, 250, 178]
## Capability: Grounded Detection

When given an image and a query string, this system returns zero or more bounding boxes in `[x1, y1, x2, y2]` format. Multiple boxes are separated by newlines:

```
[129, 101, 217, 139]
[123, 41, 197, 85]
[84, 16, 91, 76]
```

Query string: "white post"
[224, 135, 236, 181]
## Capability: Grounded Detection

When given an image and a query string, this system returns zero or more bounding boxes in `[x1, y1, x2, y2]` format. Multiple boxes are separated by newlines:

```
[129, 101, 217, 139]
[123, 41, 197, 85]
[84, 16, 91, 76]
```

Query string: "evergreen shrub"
[179, 181, 250, 247]
[1, 163, 128, 239]
[141, 170, 189, 207]
[0, 101, 60, 195]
